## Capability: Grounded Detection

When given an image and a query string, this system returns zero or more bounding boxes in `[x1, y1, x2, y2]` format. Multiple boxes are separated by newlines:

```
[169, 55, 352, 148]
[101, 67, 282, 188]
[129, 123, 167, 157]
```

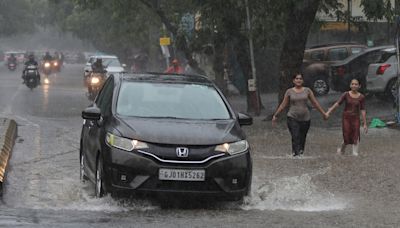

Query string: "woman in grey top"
[272, 73, 328, 156]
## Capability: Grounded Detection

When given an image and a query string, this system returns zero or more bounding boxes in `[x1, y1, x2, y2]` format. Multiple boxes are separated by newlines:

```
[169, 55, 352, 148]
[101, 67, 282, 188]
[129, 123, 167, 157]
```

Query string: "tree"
[0, 0, 37, 36]
[277, 0, 322, 101]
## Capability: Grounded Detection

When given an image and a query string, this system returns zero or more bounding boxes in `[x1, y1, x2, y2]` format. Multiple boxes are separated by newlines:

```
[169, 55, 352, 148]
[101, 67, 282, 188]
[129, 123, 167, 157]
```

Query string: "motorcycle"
[7, 62, 17, 71]
[24, 65, 40, 90]
[41, 61, 52, 76]
[87, 72, 105, 100]
[52, 59, 61, 73]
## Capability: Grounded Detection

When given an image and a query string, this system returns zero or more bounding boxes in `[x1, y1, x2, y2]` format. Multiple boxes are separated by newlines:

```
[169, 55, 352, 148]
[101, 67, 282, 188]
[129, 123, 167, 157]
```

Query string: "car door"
[85, 77, 115, 177]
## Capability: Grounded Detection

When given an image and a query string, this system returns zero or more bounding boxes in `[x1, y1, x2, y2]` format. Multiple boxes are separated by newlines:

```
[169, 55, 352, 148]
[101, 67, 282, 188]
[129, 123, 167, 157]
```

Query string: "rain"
[1, 0, 400, 227]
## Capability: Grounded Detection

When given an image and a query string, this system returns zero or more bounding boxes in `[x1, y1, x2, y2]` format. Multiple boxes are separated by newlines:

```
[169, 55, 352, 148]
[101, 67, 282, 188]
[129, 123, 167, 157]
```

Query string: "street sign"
[160, 37, 171, 46]
[248, 79, 257, 92]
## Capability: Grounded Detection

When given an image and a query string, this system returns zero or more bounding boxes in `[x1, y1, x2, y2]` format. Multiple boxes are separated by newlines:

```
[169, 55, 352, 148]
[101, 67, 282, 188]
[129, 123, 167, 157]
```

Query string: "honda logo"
[176, 147, 189, 158]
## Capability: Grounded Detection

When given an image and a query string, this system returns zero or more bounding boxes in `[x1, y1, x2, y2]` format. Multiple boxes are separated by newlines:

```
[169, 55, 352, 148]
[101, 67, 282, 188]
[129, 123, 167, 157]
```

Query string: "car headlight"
[44, 62, 51, 68]
[53, 62, 58, 66]
[215, 140, 249, 155]
[91, 77, 100, 84]
[106, 132, 148, 151]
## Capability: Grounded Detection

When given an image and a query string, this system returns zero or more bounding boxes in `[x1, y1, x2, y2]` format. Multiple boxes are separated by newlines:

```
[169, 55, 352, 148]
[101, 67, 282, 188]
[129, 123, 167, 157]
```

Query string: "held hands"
[323, 112, 329, 120]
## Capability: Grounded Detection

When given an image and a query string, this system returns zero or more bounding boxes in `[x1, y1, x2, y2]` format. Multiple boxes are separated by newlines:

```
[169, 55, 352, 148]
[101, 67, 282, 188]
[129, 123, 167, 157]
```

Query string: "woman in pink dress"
[327, 79, 368, 156]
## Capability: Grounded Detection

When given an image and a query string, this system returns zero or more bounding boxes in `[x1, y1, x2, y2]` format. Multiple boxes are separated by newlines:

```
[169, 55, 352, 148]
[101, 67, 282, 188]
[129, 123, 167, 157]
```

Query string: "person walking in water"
[326, 79, 367, 156]
[272, 73, 328, 157]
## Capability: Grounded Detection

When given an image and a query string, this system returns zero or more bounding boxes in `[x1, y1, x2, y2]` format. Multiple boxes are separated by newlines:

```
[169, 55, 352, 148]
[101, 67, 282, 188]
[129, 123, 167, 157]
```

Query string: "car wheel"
[95, 157, 105, 198]
[312, 78, 329, 96]
[80, 153, 88, 182]
[386, 78, 398, 101]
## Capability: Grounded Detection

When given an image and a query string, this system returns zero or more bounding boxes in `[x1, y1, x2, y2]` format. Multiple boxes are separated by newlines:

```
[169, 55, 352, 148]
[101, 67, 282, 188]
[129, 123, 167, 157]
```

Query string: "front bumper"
[102, 146, 252, 200]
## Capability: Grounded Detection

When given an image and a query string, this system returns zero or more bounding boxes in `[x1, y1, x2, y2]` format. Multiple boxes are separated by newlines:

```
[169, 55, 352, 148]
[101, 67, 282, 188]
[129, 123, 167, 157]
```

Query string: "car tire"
[95, 157, 105, 198]
[80, 153, 88, 182]
[312, 78, 329, 96]
[386, 78, 398, 101]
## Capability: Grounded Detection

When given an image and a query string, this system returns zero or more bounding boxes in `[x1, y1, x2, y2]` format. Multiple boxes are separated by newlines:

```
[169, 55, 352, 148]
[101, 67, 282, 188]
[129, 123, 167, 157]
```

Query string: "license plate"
[159, 169, 205, 181]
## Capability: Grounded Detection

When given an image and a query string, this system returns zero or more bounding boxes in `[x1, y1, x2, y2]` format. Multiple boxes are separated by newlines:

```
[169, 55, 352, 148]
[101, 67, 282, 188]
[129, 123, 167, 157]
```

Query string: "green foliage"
[0, 0, 37, 36]
[361, 0, 394, 22]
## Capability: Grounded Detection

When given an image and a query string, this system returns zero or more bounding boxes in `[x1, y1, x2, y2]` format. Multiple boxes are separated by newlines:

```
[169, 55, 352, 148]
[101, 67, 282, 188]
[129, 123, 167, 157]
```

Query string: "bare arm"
[361, 110, 368, 133]
[308, 90, 326, 116]
[272, 94, 289, 126]
[327, 102, 340, 115]
[273, 95, 289, 118]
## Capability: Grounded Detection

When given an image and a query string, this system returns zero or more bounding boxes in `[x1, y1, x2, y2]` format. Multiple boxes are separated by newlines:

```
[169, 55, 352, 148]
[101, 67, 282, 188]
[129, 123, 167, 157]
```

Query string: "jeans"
[287, 117, 310, 156]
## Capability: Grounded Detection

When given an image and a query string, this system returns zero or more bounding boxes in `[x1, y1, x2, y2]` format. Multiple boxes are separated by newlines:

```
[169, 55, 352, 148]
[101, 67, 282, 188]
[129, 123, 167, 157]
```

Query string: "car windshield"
[103, 58, 121, 67]
[116, 81, 231, 120]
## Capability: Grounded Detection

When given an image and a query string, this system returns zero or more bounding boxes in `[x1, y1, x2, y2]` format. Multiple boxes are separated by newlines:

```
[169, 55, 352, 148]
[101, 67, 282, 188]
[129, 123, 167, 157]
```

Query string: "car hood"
[106, 66, 124, 73]
[114, 117, 245, 145]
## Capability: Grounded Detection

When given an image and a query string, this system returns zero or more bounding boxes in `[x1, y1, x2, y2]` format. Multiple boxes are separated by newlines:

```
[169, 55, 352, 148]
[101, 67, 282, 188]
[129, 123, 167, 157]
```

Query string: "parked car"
[302, 43, 367, 95]
[84, 55, 125, 78]
[80, 73, 253, 201]
[330, 45, 393, 93]
[366, 46, 398, 100]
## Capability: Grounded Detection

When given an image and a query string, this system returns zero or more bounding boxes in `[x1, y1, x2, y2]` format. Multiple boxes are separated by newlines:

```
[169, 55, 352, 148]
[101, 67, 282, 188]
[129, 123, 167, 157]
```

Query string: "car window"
[377, 52, 395, 63]
[327, 48, 348, 61]
[116, 82, 231, 120]
[351, 47, 363, 54]
[103, 58, 121, 67]
[96, 77, 114, 116]
[363, 50, 385, 64]
[310, 50, 324, 61]
[88, 57, 94, 64]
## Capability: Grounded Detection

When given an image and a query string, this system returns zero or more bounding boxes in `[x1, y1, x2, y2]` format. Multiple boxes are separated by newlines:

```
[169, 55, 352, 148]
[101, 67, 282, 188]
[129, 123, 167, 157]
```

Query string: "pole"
[396, 16, 400, 124]
[347, 0, 352, 42]
[244, 0, 260, 115]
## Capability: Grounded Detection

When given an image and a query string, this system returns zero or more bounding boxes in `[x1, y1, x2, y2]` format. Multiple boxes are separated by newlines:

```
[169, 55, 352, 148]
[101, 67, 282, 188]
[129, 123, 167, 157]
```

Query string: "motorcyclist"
[91, 58, 106, 73]
[8, 53, 17, 65]
[43, 51, 53, 62]
[22, 54, 40, 84]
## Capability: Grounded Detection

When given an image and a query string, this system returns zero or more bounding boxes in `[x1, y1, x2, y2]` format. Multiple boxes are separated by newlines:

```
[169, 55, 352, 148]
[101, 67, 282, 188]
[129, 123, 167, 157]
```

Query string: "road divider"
[0, 118, 17, 196]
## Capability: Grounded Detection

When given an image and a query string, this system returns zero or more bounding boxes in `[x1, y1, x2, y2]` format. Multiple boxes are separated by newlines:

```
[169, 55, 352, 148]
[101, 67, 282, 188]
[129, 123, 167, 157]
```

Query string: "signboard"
[248, 79, 257, 92]
[160, 37, 171, 46]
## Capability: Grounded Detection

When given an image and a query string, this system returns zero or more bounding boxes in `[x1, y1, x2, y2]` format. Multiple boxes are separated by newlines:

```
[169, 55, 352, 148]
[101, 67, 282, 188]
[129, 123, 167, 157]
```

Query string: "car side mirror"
[238, 113, 253, 126]
[82, 106, 101, 121]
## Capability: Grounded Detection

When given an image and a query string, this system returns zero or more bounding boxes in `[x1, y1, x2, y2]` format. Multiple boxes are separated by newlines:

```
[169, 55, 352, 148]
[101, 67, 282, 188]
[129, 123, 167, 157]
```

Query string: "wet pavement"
[1, 64, 400, 227]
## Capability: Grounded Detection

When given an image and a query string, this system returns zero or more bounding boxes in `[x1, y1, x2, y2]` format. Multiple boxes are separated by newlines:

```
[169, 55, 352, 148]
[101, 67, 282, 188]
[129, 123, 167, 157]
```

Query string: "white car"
[84, 55, 126, 77]
[366, 47, 398, 100]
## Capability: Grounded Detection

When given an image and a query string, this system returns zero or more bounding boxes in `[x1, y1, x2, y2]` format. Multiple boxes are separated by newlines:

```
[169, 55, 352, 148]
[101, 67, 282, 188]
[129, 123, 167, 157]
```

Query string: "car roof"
[306, 42, 366, 51]
[89, 55, 118, 59]
[332, 45, 394, 65]
[118, 72, 212, 85]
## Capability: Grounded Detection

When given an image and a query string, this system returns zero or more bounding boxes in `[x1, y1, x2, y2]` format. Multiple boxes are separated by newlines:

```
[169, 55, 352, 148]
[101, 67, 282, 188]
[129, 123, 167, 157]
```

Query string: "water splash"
[242, 174, 349, 211]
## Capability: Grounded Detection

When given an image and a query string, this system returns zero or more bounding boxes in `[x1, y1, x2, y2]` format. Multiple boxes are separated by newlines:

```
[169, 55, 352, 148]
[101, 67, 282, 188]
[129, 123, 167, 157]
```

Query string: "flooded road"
[1, 64, 400, 227]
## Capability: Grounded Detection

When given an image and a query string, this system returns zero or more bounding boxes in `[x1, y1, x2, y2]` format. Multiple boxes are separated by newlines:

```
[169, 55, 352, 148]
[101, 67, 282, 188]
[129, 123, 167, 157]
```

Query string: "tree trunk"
[277, 0, 321, 102]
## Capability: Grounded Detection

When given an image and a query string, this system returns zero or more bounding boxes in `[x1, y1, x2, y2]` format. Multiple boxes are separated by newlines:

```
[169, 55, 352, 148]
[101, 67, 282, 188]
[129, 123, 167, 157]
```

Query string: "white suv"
[84, 55, 125, 78]
[366, 47, 398, 100]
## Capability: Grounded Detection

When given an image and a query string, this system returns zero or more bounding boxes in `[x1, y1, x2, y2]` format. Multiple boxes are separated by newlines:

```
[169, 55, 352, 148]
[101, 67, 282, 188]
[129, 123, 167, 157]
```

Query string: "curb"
[0, 118, 17, 197]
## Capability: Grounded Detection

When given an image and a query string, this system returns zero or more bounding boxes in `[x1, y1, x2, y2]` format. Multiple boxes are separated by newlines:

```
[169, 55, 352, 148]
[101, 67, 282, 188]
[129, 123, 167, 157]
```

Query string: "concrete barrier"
[0, 118, 17, 196]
